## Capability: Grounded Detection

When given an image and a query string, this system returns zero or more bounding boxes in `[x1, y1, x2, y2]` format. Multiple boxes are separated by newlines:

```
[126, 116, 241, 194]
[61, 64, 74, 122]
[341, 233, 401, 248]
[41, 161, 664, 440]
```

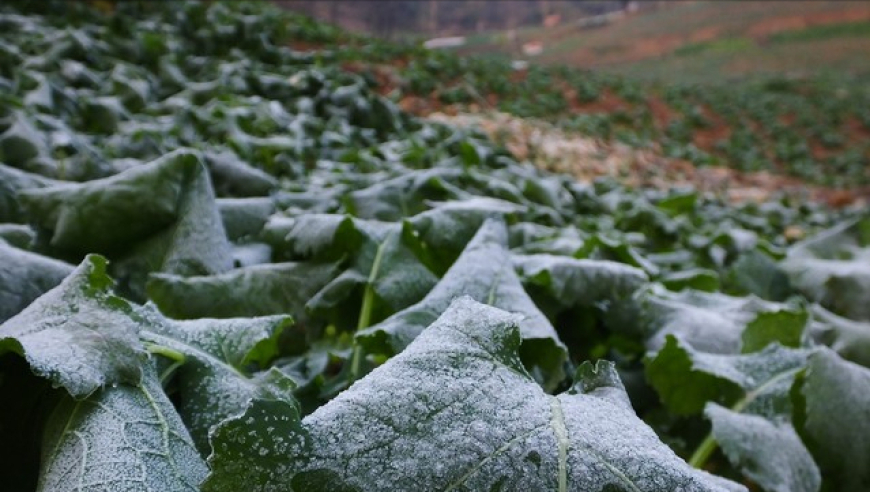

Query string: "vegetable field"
[1, 2, 869, 491]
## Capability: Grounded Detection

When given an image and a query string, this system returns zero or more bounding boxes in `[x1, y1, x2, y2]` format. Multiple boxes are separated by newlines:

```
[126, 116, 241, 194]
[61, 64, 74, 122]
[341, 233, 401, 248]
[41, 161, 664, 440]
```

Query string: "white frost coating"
[513, 253, 648, 307]
[684, 343, 811, 394]
[139, 305, 296, 453]
[147, 261, 339, 319]
[359, 219, 567, 380]
[801, 349, 870, 490]
[642, 285, 786, 354]
[0, 255, 144, 397]
[37, 364, 208, 491]
[781, 217, 870, 321]
[281, 213, 439, 312]
[208, 298, 746, 491]
[706, 404, 820, 492]
[0, 241, 73, 323]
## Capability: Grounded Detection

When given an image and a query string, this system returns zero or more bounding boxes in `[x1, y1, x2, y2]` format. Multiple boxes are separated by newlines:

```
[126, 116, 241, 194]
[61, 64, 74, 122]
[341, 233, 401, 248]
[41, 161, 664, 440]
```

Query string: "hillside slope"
[458, 1, 870, 83]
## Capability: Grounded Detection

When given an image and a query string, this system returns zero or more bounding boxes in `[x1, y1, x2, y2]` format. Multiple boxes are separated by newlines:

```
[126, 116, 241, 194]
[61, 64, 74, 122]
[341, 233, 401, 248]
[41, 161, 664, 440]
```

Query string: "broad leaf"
[205, 297, 744, 492]
[139, 305, 297, 454]
[781, 216, 870, 320]
[705, 404, 820, 492]
[217, 197, 275, 242]
[0, 163, 59, 223]
[646, 336, 813, 416]
[20, 149, 233, 299]
[646, 336, 819, 491]
[798, 348, 870, 491]
[0, 241, 72, 323]
[809, 305, 870, 367]
[38, 363, 208, 491]
[513, 253, 648, 310]
[629, 285, 800, 353]
[0, 255, 145, 397]
[358, 219, 567, 385]
[147, 261, 340, 320]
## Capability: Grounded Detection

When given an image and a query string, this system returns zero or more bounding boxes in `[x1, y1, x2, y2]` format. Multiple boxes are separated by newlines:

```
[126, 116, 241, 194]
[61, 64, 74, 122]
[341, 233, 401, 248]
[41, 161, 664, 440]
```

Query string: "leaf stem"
[688, 367, 800, 469]
[688, 433, 718, 469]
[144, 342, 186, 363]
[348, 233, 391, 384]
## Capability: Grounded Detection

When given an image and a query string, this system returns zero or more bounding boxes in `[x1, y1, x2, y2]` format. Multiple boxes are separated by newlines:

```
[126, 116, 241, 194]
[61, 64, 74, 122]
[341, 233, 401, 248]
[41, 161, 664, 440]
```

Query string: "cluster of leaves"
[1, 1, 869, 491]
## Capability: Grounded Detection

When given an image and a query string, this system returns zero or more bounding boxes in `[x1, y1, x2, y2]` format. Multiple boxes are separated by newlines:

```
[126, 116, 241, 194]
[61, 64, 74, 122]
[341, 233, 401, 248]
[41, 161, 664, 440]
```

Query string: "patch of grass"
[769, 21, 870, 44]
[674, 37, 756, 57]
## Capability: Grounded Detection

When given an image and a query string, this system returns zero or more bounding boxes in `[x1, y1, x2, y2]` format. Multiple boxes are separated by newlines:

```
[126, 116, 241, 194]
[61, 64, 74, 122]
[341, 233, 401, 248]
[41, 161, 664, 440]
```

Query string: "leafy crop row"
[314, 25, 870, 187]
[1, 2, 869, 491]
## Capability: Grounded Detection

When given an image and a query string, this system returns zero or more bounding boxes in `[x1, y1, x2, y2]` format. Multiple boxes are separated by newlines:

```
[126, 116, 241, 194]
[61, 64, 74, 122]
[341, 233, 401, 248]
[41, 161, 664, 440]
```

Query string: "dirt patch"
[692, 105, 731, 152]
[748, 8, 870, 41]
[647, 96, 677, 129]
[574, 88, 630, 114]
[428, 110, 867, 208]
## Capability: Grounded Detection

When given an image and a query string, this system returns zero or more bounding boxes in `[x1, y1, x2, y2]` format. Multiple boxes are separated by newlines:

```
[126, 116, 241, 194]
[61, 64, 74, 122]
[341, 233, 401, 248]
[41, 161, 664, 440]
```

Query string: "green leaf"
[37, 363, 208, 491]
[809, 305, 870, 367]
[513, 253, 648, 310]
[147, 261, 340, 320]
[741, 308, 808, 353]
[19, 150, 196, 254]
[631, 286, 794, 354]
[217, 197, 275, 242]
[139, 305, 297, 454]
[646, 336, 819, 491]
[205, 149, 278, 197]
[646, 336, 812, 416]
[0, 162, 59, 223]
[0, 241, 73, 323]
[705, 404, 820, 492]
[724, 249, 791, 301]
[798, 348, 870, 490]
[205, 297, 745, 492]
[660, 269, 720, 292]
[781, 216, 870, 320]
[358, 219, 567, 386]
[0, 255, 145, 398]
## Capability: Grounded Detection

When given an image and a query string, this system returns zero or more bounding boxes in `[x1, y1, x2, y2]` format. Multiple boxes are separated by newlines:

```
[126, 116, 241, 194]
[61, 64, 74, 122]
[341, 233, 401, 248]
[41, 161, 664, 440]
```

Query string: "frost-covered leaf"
[139, 305, 297, 454]
[37, 363, 208, 491]
[358, 219, 567, 385]
[705, 404, 820, 492]
[19, 150, 196, 254]
[147, 261, 339, 320]
[407, 197, 524, 275]
[205, 297, 745, 492]
[204, 149, 278, 197]
[645, 336, 813, 416]
[217, 197, 275, 242]
[0, 162, 59, 223]
[0, 255, 145, 397]
[273, 213, 440, 329]
[798, 348, 870, 491]
[647, 336, 818, 491]
[20, 149, 233, 297]
[808, 305, 870, 367]
[513, 253, 648, 310]
[724, 250, 792, 301]
[0, 223, 36, 249]
[630, 285, 799, 353]
[0, 241, 72, 323]
[781, 216, 870, 320]
[741, 308, 808, 353]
